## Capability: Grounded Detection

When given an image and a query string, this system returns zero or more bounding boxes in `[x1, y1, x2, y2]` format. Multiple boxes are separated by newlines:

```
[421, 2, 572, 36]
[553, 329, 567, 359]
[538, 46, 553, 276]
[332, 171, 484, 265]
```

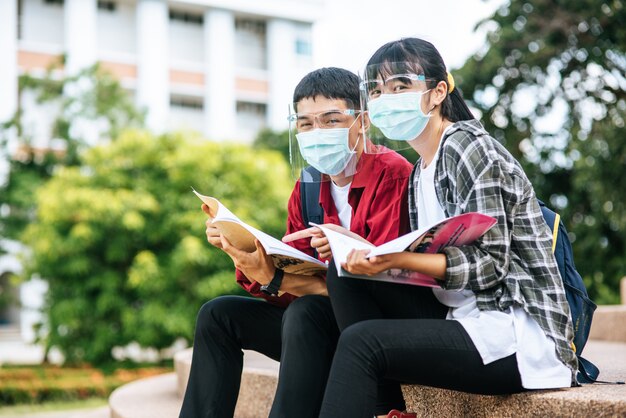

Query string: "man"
[179, 67, 415, 418]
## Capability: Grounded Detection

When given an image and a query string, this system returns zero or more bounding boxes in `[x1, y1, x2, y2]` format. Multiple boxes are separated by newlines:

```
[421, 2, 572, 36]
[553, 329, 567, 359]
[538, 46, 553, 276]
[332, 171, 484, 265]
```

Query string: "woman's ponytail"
[443, 87, 474, 122]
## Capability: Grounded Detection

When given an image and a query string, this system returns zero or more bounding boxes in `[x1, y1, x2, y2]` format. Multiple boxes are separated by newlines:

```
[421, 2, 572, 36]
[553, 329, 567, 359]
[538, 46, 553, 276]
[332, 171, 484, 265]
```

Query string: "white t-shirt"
[416, 129, 571, 389]
[330, 181, 352, 229]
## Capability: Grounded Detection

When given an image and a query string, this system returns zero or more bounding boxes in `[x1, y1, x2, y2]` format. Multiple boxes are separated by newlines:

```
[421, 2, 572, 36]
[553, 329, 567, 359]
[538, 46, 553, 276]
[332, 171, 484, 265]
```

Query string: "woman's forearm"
[392, 252, 447, 281]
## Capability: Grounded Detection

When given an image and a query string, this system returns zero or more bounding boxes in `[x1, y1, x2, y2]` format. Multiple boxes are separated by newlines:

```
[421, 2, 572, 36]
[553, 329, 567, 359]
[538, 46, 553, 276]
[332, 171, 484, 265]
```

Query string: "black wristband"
[261, 268, 284, 297]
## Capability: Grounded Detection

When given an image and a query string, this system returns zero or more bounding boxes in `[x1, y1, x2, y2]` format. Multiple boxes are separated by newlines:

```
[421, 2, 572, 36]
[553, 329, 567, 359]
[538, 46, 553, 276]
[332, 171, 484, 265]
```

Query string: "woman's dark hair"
[293, 67, 360, 112]
[366, 38, 474, 122]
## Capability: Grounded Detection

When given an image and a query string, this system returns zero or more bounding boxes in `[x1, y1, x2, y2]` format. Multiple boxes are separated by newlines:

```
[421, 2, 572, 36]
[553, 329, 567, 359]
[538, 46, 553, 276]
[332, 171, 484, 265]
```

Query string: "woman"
[318, 38, 577, 418]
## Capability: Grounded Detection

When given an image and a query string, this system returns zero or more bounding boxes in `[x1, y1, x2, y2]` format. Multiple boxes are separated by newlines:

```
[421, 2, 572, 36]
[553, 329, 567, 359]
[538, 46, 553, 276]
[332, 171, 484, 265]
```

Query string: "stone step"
[110, 349, 279, 418]
[111, 340, 625, 418]
[110, 295, 626, 418]
[402, 340, 626, 417]
[109, 372, 180, 418]
[589, 304, 626, 343]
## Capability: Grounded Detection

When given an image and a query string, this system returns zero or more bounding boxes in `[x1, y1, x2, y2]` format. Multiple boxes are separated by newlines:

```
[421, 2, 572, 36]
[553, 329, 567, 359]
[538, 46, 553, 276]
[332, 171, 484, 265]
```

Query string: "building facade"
[0, 0, 322, 346]
[0, 0, 323, 143]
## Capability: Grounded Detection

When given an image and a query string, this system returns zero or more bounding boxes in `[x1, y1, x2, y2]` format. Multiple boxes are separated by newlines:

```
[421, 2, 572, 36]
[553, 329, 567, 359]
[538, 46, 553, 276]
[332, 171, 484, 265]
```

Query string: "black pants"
[322, 263, 524, 417]
[179, 294, 339, 418]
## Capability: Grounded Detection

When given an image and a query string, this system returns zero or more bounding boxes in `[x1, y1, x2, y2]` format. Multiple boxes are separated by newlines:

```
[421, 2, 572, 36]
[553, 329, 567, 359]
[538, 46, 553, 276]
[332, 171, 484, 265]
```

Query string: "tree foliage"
[457, 0, 625, 303]
[1, 63, 144, 248]
[253, 128, 290, 162]
[20, 131, 292, 366]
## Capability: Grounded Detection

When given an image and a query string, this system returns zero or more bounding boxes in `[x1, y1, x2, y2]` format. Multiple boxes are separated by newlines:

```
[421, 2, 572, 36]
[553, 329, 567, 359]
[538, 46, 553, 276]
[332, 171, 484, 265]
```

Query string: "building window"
[171, 96, 204, 110]
[169, 10, 203, 25]
[235, 19, 265, 36]
[97, 0, 116, 12]
[295, 39, 312, 56]
[43, 0, 64, 5]
[236, 101, 267, 135]
[17, 0, 23, 39]
[235, 18, 267, 70]
[237, 101, 266, 115]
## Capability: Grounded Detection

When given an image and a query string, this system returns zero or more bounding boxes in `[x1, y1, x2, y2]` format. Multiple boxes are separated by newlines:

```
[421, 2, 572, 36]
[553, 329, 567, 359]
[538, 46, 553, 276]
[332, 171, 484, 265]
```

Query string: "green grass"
[0, 397, 107, 416]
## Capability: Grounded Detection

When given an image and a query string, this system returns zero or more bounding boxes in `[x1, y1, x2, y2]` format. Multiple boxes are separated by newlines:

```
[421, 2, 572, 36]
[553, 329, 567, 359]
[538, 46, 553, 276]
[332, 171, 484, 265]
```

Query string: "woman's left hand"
[341, 250, 396, 276]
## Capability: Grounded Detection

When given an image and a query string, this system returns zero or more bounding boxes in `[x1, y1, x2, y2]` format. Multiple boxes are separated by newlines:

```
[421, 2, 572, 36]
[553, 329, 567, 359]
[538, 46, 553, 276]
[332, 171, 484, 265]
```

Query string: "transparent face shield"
[360, 61, 436, 153]
[288, 98, 365, 183]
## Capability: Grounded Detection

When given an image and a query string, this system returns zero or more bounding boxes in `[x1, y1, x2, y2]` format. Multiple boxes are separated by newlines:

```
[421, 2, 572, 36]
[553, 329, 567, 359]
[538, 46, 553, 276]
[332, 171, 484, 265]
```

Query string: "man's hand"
[201, 204, 223, 249]
[341, 249, 396, 276]
[220, 235, 275, 285]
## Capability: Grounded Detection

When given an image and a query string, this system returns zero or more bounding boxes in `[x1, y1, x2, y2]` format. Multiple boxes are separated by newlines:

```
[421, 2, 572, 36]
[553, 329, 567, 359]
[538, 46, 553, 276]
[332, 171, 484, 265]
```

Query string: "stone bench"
[109, 349, 279, 418]
[110, 340, 626, 418]
[110, 279, 626, 417]
[402, 340, 626, 417]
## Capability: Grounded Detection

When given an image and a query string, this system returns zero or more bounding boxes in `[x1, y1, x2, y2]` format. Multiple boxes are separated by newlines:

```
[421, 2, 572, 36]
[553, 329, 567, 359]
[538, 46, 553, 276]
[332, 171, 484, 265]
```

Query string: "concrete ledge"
[113, 295, 626, 418]
[402, 340, 626, 417]
[174, 348, 192, 399]
[589, 305, 626, 342]
[110, 372, 180, 418]
[112, 349, 279, 418]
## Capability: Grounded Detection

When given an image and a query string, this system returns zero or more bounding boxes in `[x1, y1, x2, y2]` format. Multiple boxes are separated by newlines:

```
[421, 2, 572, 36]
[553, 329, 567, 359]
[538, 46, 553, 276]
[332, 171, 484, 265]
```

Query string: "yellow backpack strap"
[552, 213, 560, 254]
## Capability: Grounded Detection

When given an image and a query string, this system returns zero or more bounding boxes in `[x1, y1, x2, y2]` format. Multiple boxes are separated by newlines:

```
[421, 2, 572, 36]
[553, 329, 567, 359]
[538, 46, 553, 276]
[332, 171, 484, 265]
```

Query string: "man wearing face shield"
[179, 67, 446, 418]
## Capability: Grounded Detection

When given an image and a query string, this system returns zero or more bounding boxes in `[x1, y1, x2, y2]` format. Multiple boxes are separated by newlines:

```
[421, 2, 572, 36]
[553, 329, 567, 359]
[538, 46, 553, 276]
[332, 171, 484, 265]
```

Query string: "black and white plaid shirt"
[408, 119, 577, 382]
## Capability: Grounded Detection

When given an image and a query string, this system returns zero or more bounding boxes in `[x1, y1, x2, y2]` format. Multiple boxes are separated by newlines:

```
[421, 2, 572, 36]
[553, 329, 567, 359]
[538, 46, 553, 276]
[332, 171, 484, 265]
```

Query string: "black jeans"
[322, 263, 524, 417]
[179, 294, 339, 418]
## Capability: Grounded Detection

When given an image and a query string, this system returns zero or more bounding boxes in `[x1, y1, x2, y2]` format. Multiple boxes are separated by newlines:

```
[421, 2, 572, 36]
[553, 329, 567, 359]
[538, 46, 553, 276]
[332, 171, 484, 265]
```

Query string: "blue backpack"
[537, 200, 600, 384]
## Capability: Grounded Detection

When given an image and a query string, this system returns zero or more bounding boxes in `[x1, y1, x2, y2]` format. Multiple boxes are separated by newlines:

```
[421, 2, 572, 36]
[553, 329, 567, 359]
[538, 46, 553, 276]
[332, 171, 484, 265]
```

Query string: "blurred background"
[0, 0, 624, 413]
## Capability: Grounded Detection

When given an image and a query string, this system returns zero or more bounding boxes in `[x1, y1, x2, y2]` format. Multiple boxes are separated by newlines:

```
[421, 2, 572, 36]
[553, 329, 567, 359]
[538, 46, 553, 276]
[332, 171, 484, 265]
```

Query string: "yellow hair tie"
[447, 71, 455, 94]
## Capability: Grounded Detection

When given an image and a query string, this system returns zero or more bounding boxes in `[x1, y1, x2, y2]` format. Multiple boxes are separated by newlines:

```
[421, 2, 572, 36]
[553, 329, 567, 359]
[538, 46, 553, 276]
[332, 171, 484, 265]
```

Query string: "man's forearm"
[279, 273, 328, 297]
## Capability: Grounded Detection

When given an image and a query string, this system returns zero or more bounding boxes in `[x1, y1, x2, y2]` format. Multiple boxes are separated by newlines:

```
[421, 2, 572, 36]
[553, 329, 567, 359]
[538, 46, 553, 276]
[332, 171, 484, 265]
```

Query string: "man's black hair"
[293, 67, 360, 111]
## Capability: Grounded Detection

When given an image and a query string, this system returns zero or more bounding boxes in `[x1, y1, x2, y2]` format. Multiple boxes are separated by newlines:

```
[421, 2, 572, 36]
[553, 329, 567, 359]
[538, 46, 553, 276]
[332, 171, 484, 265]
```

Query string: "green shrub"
[20, 130, 293, 366]
[0, 365, 170, 405]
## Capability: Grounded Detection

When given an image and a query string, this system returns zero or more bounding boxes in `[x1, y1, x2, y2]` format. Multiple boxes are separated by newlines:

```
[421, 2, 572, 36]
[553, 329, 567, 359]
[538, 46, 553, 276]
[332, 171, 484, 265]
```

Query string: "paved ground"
[0, 406, 109, 418]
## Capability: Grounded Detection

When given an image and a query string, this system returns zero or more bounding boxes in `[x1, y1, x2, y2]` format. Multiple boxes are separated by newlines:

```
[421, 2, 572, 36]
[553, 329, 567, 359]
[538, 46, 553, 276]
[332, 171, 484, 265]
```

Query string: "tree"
[253, 128, 290, 162]
[20, 131, 292, 366]
[0, 62, 144, 250]
[457, 0, 625, 303]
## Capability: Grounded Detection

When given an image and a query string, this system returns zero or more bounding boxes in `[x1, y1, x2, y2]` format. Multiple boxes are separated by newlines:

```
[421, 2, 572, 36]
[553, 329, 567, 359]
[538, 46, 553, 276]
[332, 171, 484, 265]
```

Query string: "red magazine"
[315, 212, 497, 287]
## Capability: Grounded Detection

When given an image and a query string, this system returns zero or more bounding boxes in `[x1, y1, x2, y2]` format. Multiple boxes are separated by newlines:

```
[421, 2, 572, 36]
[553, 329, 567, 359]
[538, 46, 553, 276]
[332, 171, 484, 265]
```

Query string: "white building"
[0, 0, 323, 349]
[0, 0, 323, 142]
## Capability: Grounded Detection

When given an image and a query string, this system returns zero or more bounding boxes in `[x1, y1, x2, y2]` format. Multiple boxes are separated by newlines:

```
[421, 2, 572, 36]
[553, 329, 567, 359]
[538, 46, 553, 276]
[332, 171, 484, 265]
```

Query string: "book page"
[192, 188, 327, 275]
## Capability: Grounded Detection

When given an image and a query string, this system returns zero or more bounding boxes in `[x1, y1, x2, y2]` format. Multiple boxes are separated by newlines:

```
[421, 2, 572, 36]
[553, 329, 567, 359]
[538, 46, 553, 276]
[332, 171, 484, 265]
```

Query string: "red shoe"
[387, 410, 417, 418]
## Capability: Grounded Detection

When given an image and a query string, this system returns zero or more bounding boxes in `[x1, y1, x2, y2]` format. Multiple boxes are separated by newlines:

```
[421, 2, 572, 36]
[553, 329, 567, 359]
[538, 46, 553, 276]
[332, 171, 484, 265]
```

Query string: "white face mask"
[368, 91, 432, 141]
[296, 127, 358, 175]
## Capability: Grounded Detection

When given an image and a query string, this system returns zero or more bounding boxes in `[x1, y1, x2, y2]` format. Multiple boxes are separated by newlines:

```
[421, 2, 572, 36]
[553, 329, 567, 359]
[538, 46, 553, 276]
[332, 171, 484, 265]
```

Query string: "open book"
[314, 212, 497, 287]
[192, 189, 327, 276]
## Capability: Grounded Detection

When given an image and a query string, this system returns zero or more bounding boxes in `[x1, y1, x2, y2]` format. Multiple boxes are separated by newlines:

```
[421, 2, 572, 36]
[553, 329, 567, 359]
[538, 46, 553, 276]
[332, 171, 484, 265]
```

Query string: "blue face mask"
[296, 127, 358, 176]
[368, 91, 431, 141]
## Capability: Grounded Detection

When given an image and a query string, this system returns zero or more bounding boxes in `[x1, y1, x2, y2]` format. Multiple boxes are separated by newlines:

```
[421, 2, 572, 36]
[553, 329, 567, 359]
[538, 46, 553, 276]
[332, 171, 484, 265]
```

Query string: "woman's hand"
[341, 250, 397, 276]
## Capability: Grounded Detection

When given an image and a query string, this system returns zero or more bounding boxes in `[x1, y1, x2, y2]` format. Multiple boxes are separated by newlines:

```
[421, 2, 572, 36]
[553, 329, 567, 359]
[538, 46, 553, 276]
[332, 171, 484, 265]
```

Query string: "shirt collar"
[350, 151, 377, 189]
[442, 119, 488, 142]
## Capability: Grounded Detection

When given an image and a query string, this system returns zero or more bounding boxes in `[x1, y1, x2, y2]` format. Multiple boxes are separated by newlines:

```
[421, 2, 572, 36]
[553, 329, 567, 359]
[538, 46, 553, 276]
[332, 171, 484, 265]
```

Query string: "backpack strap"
[299, 167, 324, 259]
[300, 166, 323, 226]
[551, 213, 560, 254]
[537, 199, 560, 254]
